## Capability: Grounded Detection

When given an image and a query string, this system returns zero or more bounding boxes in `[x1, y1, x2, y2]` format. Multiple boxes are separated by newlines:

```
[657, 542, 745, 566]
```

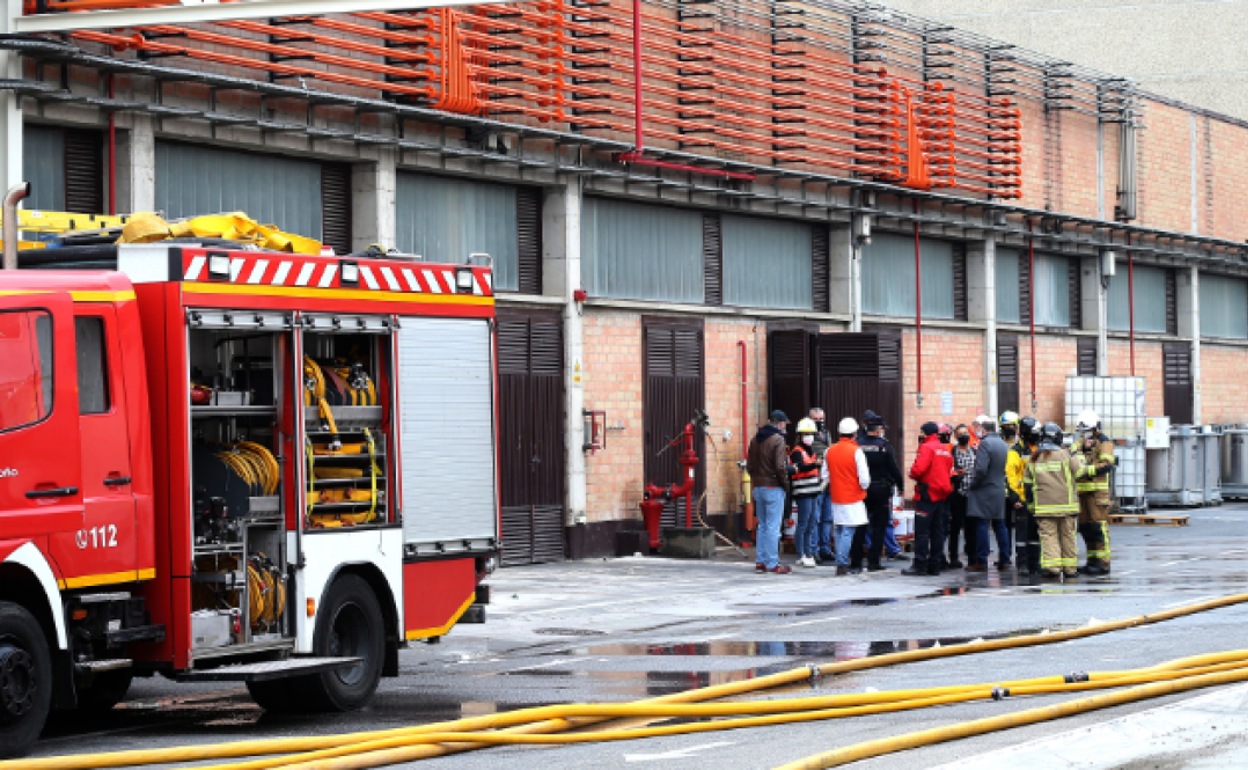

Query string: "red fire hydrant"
[640, 422, 700, 550]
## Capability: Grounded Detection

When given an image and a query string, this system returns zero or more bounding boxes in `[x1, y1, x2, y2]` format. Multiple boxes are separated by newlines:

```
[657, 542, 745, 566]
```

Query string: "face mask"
[815, 420, 825, 432]
[802, 435, 814, 446]
[1084, 429, 1096, 439]
[957, 435, 970, 446]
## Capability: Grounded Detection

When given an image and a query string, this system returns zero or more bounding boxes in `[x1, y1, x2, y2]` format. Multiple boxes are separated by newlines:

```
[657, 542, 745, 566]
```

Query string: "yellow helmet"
[796, 418, 818, 434]
[999, 410, 1020, 427]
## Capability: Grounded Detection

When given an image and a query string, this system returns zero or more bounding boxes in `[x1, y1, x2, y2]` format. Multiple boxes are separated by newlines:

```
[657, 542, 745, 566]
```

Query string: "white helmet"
[1076, 410, 1100, 433]
[838, 417, 859, 435]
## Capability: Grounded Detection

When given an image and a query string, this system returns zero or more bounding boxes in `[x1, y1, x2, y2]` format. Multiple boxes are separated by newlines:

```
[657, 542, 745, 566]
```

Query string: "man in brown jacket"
[748, 410, 792, 574]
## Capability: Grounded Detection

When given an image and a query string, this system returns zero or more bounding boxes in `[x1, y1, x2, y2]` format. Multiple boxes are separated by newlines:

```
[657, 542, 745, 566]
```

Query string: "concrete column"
[828, 226, 858, 330]
[1177, 267, 1202, 423]
[351, 148, 397, 251]
[0, 0, 20, 196]
[114, 114, 155, 214]
[542, 180, 586, 526]
[1082, 256, 1109, 374]
[967, 238, 997, 416]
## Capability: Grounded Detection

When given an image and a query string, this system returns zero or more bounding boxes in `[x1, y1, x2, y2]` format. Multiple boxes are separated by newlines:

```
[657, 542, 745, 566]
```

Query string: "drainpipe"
[913, 199, 923, 407]
[2, 181, 29, 270]
[1127, 233, 1136, 376]
[738, 340, 748, 460]
[107, 73, 116, 216]
[1028, 218, 1037, 413]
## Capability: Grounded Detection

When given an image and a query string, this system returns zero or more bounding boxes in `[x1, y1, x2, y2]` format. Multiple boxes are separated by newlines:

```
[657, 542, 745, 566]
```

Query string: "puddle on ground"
[729, 586, 970, 617]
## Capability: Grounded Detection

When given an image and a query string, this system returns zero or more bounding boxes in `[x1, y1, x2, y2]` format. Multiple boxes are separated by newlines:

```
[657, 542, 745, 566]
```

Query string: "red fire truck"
[0, 239, 499, 757]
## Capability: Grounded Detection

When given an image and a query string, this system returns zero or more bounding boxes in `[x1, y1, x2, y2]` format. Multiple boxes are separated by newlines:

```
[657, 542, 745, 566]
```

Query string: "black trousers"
[913, 498, 949, 573]
[854, 486, 893, 567]
[947, 492, 976, 564]
[1015, 506, 1040, 570]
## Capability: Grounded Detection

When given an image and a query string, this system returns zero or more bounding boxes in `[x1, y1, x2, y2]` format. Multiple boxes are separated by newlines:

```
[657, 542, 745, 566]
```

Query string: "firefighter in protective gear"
[1013, 416, 1041, 574]
[1022, 423, 1085, 579]
[1073, 410, 1116, 576]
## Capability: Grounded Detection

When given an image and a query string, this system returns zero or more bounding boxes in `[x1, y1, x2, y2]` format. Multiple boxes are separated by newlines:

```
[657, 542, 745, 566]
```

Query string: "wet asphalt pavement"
[30, 504, 1248, 769]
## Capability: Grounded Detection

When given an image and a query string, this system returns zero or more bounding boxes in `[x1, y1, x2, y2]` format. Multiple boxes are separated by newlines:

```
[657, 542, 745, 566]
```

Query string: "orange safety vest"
[791, 445, 822, 497]
[826, 438, 867, 505]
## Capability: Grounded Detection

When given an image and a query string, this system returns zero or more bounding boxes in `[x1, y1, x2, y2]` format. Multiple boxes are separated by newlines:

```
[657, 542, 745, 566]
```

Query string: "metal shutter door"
[397, 318, 498, 547]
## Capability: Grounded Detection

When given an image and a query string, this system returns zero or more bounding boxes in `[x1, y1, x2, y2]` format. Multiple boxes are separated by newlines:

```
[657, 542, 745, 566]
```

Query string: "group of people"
[746, 407, 1117, 581]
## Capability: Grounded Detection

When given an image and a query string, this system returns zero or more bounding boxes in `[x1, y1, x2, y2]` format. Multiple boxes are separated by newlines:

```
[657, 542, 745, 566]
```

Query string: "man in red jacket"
[903, 421, 954, 576]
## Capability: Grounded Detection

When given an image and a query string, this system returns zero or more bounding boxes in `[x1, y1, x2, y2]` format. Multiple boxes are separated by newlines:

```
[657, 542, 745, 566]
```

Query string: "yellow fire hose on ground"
[12, 592, 1248, 770]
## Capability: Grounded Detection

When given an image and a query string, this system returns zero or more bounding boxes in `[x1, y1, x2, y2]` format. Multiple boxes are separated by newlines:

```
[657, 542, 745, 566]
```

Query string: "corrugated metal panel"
[1019, 251, 1032, 325]
[24, 125, 65, 212]
[1199, 274, 1248, 339]
[155, 142, 323, 238]
[396, 172, 520, 291]
[1108, 263, 1169, 333]
[582, 197, 704, 303]
[703, 214, 722, 307]
[812, 226, 830, 314]
[813, 331, 902, 437]
[397, 318, 498, 546]
[722, 215, 813, 309]
[1033, 254, 1070, 327]
[861, 233, 954, 319]
[997, 336, 1020, 414]
[64, 130, 103, 214]
[1166, 269, 1178, 336]
[996, 248, 1022, 323]
[516, 188, 542, 295]
[320, 163, 352, 255]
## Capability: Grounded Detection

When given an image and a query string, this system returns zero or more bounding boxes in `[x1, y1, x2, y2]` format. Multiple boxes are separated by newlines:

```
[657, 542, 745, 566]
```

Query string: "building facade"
[7, 0, 1248, 562]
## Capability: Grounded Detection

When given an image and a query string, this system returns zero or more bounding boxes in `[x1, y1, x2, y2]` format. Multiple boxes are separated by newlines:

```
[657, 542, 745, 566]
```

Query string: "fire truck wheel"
[248, 575, 384, 713]
[76, 670, 133, 712]
[0, 602, 52, 759]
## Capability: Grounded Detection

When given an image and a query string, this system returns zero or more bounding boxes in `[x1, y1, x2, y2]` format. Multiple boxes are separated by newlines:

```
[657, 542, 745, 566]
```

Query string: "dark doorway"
[813, 330, 903, 433]
[1163, 343, 1194, 425]
[997, 336, 1021, 415]
[643, 318, 706, 529]
[497, 310, 566, 566]
[767, 327, 814, 445]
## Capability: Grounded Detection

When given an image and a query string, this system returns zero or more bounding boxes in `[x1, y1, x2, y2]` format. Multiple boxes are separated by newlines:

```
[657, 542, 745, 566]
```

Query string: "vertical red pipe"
[1127, 233, 1136, 376]
[632, 0, 643, 152]
[107, 73, 116, 216]
[913, 200, 922, 402]
[738, 340, 748, 460]
[1028, 219, 1037, 411]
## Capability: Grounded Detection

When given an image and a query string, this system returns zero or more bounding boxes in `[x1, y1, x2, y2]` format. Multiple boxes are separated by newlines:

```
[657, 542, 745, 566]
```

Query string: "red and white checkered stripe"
[181, 253, 493, 296]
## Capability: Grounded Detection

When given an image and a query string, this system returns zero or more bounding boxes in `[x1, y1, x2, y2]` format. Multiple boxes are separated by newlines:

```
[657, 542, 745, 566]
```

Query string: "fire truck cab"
[0, 243, 498, 757]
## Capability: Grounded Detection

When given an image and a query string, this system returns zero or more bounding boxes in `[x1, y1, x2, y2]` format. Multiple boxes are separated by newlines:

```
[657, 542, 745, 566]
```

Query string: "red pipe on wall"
[738, 340, 748, 460]
[1127, 233, 1136, 376]
[1028, 219, 1037, 412]
[913, 199, 923, 403]
[632, 0, 643, 152]
[107, 73, 116, 216]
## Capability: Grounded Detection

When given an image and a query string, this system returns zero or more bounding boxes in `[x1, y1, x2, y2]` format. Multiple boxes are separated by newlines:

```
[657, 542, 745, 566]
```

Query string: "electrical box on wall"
[583, 409, 607, 454]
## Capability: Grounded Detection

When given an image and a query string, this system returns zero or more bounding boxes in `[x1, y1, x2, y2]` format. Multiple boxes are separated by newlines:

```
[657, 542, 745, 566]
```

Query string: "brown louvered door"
[497, 310, 566, 565]
[1077, 337, 1098, 376]
[1165, 269, 1178, 335]
[64, 129, 103, 214]
[320, 163, 352, 255]
[703, 214, 722, 306]
[1163, 343, 1194, 425]
[813, 331, 903, 434]
[644, 319, 705, 529]
[516, 187, 542, 295]
[997, 335, 1020, 416]
[1068, 257, 1083, 328]
[767, 328, 812, 446]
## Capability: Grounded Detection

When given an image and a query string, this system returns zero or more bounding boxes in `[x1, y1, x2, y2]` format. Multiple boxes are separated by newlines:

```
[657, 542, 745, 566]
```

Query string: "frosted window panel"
[1199, 273, 1248, 339]
[996, 247, 1022, 323]
[396, 173, 519, 291]
[1033, 254, 1070, 327]
[156, 142, 322, 239]
[581, 197, 704, 303]
[722, 215, 813, 310]
[862, 232, 954, 319]
[1107, 263, 1168, 333]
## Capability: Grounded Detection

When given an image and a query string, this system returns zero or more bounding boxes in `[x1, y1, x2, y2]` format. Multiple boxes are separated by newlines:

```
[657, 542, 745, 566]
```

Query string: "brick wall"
[1107, 339, 1165, 419]
[582, 311, 644, 523]
[1016, 335, 1079, 426]
[1198, 344, 1247, 424]
[1136, 100, 1196, 234]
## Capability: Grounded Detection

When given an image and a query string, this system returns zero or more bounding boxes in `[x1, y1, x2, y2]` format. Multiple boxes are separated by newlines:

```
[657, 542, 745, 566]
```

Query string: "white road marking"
[780, 616, 844, 628]
[624, 741, 736, 762]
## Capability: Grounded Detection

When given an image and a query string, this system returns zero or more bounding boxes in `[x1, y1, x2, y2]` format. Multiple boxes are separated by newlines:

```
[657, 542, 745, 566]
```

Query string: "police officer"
[1013, 416, 1041, 575]
[1022, 422, 1085, 580]
[855, 411, 905, 572]
[1074, 410, 1116, 575]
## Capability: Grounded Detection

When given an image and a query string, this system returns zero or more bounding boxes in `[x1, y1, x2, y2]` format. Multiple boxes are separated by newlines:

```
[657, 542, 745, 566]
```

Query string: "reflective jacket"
[1074, 434, 1116, 504]
[1006, 440, 1028, 500]
[1022, 446, 1086, 518]
[789, 444, 824, 498]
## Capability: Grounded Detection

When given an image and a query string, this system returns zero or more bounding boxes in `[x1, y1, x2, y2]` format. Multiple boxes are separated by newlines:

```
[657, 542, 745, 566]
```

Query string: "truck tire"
[0, 602, 52, 759]
[76, 670, 133, 712]
[248, 574, 384, 713]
